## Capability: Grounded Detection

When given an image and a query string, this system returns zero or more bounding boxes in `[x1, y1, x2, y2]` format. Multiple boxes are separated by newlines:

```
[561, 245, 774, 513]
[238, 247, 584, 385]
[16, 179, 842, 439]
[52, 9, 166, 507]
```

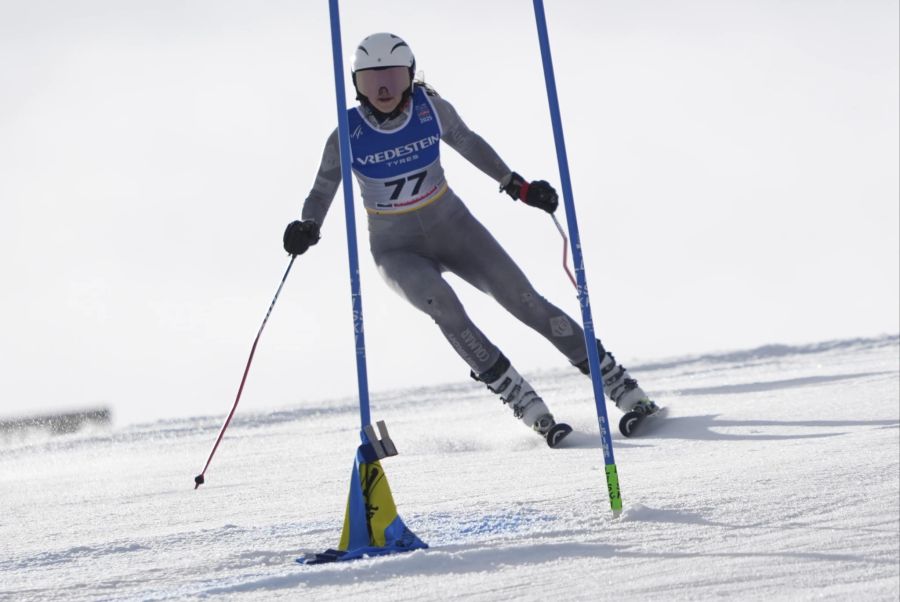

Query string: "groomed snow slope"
[2, 336, 898, 601]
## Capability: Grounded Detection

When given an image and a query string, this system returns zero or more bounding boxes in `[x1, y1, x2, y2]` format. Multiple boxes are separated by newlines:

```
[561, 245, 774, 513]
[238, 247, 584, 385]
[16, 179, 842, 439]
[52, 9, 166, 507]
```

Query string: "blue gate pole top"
[532, 0, 615, 467]
[328, 0, 371, 429]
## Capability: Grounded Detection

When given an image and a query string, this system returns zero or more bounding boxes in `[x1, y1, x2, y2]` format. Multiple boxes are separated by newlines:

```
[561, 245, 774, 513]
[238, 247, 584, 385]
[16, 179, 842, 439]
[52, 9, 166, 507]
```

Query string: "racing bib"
[348, 86, 447, 214]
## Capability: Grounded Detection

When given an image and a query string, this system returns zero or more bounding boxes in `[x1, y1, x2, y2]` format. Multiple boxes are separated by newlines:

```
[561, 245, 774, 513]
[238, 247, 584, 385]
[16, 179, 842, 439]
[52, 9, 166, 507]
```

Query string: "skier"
[284, 33, 659, 446]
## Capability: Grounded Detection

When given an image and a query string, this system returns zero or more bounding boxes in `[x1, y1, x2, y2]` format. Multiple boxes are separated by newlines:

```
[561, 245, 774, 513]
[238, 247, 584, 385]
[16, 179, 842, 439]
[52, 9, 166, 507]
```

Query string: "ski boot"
[576, 340, 661, 436]
[474, 354, 572, 448]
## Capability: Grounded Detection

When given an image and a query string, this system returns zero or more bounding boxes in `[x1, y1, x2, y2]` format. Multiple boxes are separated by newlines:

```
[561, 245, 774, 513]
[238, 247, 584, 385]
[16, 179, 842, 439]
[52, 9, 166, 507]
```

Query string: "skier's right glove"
[283, 220, 321, 255]
[500, 172, 559, 214]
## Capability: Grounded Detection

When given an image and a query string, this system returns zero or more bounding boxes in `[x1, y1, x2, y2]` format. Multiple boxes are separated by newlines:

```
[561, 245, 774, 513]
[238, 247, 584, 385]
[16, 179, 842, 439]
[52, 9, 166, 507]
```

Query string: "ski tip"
[619, 412, 642, 438]
[546, 423, 573, 448]
[619, 405, 666, 437]
[194, 474, 205, 489]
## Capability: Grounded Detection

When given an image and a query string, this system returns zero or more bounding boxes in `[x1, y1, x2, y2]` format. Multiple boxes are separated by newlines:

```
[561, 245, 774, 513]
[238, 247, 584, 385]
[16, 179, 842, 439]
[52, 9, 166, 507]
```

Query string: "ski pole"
[193, 256, 296, 489]
[551, 214, 577, 289]
[532, 0, 623, 515]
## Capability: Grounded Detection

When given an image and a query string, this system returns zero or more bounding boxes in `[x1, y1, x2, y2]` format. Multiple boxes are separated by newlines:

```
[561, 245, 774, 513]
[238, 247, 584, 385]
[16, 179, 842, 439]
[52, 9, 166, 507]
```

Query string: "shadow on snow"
[669, 371, 895, 397]
[557, 414, 899, 447]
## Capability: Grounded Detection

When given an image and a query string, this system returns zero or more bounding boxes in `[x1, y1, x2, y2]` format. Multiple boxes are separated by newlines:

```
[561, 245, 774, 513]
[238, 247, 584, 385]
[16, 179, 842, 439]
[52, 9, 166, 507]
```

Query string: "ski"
[619, 406, 667, 438]
[546, 422, 573, 447]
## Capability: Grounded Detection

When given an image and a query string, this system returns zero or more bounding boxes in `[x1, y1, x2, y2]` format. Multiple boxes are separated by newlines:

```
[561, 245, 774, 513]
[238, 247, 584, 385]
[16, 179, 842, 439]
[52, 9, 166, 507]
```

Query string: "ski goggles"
[355, 66, 411, 100]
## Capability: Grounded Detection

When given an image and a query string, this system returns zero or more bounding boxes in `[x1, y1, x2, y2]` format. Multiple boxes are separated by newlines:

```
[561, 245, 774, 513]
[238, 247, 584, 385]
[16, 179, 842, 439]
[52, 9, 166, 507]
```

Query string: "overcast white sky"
[1, 0, 897, 426]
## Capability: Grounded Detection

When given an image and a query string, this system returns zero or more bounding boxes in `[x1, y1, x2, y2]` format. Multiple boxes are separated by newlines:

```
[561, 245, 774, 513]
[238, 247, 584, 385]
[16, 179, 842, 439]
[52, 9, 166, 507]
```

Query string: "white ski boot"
[577, 344, 658, 414]
[473, 354, 572, 447]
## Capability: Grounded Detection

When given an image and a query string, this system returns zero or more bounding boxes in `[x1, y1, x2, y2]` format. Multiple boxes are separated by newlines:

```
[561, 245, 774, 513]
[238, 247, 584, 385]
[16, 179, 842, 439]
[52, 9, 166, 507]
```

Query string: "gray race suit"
[300, 87, 589, 375]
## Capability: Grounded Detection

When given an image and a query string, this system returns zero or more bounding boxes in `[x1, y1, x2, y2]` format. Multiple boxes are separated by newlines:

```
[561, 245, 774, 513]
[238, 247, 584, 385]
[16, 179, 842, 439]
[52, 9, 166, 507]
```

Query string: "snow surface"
[2, 336, 898, 601]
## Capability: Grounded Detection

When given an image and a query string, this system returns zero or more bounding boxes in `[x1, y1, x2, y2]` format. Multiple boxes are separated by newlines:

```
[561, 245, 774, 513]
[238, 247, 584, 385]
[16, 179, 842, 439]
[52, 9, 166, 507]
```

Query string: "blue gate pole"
[532, 0, 622, 514]
[328, 0, 371, 429]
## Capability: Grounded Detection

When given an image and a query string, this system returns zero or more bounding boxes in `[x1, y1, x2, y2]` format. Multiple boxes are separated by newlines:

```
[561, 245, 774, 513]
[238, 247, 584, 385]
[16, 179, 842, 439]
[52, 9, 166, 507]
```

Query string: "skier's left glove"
[500, 172, 558, 214]
[283, 219, 321, 255]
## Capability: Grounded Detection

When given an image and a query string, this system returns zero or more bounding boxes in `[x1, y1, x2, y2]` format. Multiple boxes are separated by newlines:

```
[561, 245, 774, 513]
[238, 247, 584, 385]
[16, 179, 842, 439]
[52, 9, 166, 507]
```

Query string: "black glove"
[500, 171, 559, 214]
[282, 220, 321, 255]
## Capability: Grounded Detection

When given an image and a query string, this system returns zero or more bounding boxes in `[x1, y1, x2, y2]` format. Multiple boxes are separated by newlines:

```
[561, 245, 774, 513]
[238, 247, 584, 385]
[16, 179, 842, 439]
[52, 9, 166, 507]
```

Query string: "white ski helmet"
[352, 32, 415, 73]
[351, 33, 416, 113]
